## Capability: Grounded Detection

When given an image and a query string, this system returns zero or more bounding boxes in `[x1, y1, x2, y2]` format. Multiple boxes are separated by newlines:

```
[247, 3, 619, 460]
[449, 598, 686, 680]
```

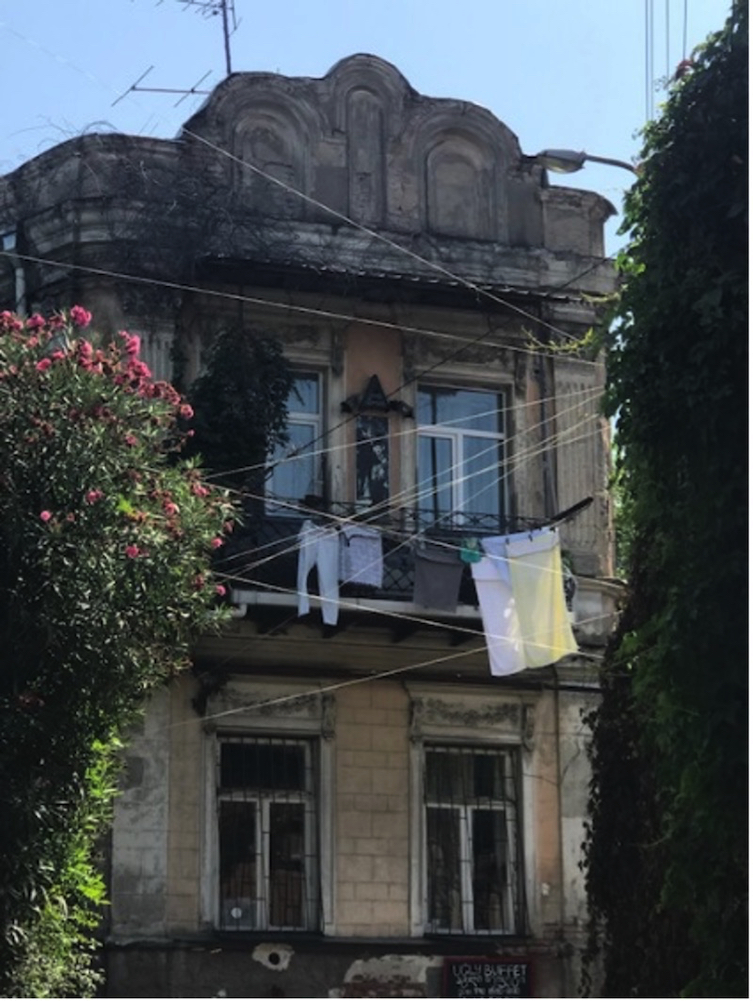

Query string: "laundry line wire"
[178, 632, 604, 734]
[211, 403, 603, 562]
[215, 416, 603, 575]
[202, 380, 604, 485]
[215, 420, 603, 586]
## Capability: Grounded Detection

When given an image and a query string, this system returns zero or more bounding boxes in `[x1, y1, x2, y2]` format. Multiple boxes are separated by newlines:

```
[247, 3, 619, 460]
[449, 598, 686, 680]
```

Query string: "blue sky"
[0, 0, 731, 256]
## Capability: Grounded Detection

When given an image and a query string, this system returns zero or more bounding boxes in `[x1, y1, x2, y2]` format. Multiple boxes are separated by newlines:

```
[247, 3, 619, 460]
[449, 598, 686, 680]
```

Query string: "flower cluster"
[1, 307, 237, 618]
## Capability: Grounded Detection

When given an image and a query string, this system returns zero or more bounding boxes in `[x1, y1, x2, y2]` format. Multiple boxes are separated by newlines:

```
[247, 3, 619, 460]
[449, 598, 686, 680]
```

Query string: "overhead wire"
[202, 381, 603, 487]
[182, 127, 600, 348]
[0, 25, 614, 712]
[223, 401, 603, 550]
[209, 396, 604, 573]
[1, 250, 607, 372]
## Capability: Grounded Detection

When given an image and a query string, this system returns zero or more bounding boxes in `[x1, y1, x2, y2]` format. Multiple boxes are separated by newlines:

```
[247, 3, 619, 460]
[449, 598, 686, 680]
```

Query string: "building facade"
[0, 55, 619, 998]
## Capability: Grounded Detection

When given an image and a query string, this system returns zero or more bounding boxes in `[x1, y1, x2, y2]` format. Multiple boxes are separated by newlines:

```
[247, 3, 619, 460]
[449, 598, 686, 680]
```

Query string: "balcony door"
[417, 386, 507, 528]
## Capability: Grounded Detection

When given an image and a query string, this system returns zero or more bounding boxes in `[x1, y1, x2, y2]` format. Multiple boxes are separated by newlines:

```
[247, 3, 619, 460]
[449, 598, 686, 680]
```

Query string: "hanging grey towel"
[412, 541, 463, 612]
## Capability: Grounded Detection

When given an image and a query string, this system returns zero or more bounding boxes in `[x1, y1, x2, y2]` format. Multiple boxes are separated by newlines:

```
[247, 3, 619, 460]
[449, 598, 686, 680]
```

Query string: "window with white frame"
[267, 373, 322, 509]
[423, 744, 523, 935]
[216, 735, 319, 931]
[417, 385, 507, 526]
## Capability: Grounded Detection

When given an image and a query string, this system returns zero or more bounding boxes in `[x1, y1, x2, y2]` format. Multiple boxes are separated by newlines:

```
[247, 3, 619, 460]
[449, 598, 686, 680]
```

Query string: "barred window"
[424, 745, 523, 935]
[217, 736, 319, 931]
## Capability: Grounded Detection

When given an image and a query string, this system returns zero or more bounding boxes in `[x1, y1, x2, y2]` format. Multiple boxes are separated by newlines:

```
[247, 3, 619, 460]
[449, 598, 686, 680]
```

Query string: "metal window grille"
[217, 735, 319, 931]
[424, 744, 523, 936]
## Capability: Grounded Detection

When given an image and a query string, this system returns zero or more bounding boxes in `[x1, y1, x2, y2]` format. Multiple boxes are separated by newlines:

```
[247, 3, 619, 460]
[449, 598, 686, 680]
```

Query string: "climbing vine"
[582, 5, 748, 997]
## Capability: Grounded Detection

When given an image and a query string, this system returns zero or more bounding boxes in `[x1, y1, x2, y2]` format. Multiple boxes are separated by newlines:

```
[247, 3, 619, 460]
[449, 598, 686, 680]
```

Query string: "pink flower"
[26, 314, 46, 331]
[85, 489, 104, 504]
[39, 510, 52, 522]
[125, 544, 140, 558]
[124, 434, 138, 447]
[129, 359, 151, 379]
[179, 403, 194, 420]
[215, 584, 227, 597]
[163, 501, 179, 516]
[191, 484, 209, 498]
[210, 537, 223, 549]
[35, 358, 52, 373]
[120, 332, 141, 357]
[70, 305, 92, 328]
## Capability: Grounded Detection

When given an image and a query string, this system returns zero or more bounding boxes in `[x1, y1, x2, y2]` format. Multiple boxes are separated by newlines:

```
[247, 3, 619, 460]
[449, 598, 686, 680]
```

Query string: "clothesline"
[255, 514, 585, 679]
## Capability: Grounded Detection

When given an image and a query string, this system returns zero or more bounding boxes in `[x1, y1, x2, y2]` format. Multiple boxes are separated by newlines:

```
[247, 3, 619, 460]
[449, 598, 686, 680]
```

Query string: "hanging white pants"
[297, 520, 340, 626]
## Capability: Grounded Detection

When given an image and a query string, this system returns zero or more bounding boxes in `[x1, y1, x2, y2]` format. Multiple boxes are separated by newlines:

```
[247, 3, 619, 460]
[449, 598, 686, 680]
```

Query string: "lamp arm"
[582, 153, 640, 175]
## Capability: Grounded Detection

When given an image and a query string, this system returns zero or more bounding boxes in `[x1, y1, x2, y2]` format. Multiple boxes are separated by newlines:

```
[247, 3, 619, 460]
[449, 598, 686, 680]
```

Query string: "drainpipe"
[536, 347, 558, 519]
[553, 663, 568, 997]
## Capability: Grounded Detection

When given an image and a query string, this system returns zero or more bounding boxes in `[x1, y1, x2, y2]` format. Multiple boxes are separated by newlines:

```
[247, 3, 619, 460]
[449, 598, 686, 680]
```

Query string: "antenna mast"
[112, 0, 239, 108]
[178, 0, 237, 76]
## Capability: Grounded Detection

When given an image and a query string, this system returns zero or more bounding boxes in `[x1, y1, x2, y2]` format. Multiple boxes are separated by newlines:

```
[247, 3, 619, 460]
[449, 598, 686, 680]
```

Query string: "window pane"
[463, 436, 502, 516]
[473, 751, 508, 800]
[269, 802, 306, 928]
[220, 741, 306, 792]
[426, 807, 462, 931]
[289, 374, 319, 415]
[472, 809, 509, 931]
[426, 748, 471, 801]
[219, 800, 257, 929]
[418, 435, 454, 517]
[269, 421, 318, 503]
[418, 387, 501, 433]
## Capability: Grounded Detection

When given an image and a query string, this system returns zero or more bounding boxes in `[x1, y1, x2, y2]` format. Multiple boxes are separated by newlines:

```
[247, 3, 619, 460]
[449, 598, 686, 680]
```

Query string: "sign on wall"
[442, 958, 532, 998]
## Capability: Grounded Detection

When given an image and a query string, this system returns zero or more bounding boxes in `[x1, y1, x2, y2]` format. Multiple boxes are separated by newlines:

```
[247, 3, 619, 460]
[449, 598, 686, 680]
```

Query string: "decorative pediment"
[409, 694, 535, 747]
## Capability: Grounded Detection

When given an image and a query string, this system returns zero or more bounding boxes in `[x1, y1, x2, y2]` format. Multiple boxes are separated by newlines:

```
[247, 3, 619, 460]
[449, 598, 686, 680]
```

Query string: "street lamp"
[534, 148, 639, 176]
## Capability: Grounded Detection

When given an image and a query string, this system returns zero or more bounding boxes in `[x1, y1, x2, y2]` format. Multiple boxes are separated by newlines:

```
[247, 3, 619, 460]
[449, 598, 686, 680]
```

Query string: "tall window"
[417, 386, 506, 526]
[424, 745, 522, 935]
[267, 374, 321, 508]
[217, 735, 319, 931]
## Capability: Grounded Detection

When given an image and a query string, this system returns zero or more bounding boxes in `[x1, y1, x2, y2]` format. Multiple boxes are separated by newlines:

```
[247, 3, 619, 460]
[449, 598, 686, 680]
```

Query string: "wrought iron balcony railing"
[219, 499, 543, 608]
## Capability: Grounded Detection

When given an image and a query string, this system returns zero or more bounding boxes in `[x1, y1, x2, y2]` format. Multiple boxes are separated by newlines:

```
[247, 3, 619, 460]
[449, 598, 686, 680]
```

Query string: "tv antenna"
[113, 0, 239, 108]
[177, 0, 238, 76]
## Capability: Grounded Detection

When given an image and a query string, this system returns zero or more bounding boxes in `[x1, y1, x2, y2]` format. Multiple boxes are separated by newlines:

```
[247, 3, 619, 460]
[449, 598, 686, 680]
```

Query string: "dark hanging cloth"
[412, 540, 464, 612]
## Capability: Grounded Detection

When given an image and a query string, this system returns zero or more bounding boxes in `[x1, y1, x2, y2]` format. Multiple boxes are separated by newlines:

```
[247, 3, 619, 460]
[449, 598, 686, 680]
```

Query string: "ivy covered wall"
[583, 5, 748, 997]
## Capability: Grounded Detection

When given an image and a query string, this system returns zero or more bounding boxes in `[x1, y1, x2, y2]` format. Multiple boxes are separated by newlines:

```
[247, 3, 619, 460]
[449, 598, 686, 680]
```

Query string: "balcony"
[218, 499, 543, 610]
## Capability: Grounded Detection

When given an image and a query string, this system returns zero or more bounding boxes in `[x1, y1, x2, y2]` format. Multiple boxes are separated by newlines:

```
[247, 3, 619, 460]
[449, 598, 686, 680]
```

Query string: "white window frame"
[416, 384, 508, 521]
[422, 744, 521, 936]
[201, 685, 336, 936]
[267, 372, 323, 512]
[407, 688, 536, 940]
[215, 735, 319, 932]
